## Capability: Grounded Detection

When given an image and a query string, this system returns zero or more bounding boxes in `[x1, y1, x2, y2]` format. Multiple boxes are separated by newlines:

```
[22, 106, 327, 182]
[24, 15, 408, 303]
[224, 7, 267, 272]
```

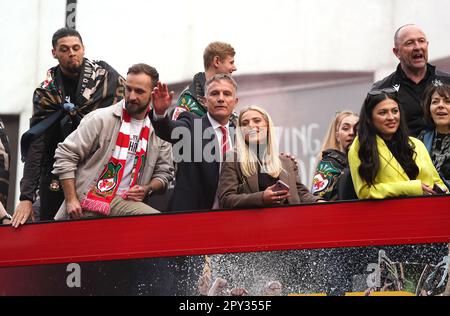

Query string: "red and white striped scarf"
[81, 105, 151, 215]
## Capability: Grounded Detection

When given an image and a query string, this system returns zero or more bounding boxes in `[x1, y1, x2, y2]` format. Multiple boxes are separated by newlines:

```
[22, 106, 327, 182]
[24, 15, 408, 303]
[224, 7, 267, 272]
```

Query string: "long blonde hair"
[316, 110, 359, 161]
[235, 106, 283, 178]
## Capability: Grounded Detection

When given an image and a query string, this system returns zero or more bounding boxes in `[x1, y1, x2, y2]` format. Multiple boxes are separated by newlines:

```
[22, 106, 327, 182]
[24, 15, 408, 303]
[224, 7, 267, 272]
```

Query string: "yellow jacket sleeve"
[348, 137, 424, 199]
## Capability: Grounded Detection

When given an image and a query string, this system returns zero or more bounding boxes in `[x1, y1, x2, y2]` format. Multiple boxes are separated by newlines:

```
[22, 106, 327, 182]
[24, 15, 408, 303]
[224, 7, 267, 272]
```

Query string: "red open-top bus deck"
[0, 195, 449, 296]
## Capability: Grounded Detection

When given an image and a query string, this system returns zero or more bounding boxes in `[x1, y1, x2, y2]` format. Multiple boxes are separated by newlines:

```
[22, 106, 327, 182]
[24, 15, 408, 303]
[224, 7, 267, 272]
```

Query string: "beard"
[125, 100, 149, 117]
[63, 58, 83, 75]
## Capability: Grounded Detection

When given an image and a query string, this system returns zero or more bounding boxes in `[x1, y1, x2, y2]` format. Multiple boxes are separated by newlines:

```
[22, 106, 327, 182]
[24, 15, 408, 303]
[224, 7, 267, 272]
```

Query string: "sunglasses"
[367, 87, 397, 96]
[432, 79, 444, 87]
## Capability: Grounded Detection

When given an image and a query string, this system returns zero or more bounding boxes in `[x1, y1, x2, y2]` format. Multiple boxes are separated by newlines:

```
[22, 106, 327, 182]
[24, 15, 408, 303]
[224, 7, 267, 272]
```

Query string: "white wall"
[75, 0, 393, 80]
[0, 0, 39, 116]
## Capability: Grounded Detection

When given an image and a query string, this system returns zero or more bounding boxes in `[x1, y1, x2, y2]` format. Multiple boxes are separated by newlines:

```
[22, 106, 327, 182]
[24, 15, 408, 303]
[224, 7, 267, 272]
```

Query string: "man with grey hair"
[150, 74, 238, 212]
[372, 24, 450, 136]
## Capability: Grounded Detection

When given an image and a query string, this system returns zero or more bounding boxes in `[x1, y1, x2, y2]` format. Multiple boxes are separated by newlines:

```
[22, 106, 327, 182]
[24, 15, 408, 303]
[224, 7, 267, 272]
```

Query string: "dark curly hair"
[52, 28, 83, 48]
[422, 83, 450, 128]
[357, 91, 419, 186]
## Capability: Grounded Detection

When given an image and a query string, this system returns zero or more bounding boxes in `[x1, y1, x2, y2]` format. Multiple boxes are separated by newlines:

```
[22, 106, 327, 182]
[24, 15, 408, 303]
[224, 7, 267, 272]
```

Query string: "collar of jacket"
[112, 100, 125, 118]
[395, 63, 435, 83]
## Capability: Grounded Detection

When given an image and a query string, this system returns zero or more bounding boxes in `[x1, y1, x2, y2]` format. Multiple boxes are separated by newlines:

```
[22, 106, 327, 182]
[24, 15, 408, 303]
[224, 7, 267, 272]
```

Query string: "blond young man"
[172, 41, 237, 120]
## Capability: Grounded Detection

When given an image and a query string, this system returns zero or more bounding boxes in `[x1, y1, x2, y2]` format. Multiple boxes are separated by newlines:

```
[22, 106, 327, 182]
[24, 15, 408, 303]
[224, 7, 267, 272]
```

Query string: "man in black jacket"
[12, 28, 125, 227]
[151, 74, 238, 212]
[372, 24, 450, 137]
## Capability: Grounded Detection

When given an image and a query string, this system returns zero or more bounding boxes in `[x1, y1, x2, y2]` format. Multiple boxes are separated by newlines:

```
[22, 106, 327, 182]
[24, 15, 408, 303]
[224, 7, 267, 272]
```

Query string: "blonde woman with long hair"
[218, 106, 320, 208]
[311, 110, 359, 201]
[0, 202, 11, 225]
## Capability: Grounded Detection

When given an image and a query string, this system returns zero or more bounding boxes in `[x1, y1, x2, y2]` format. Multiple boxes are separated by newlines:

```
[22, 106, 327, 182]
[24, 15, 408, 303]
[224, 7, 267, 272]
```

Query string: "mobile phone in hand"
[273, 180, 290, 192]
[433, 184, 446, 194]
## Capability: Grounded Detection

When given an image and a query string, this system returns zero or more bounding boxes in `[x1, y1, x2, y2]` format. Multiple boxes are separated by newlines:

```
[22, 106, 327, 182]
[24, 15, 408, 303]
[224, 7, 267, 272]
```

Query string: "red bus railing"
[0, 195, 449, 268]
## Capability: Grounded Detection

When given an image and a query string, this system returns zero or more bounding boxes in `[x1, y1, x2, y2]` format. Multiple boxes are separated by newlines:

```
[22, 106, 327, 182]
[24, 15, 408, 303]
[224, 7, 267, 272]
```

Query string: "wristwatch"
[0, 213, 12, 224]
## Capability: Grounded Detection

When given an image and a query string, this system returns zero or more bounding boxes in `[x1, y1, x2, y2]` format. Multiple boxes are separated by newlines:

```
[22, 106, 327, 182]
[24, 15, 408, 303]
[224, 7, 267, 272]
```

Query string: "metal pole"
[66, 0, 77, 29]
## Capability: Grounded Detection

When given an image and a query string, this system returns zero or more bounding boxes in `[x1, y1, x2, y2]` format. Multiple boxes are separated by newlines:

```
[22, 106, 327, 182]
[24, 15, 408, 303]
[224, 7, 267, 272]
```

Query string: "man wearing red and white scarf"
[53, 64, 174, 220]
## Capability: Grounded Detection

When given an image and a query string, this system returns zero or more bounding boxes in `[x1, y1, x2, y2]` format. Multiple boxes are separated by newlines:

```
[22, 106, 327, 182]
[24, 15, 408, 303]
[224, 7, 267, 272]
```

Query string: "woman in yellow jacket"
[348, 88, 447, 199]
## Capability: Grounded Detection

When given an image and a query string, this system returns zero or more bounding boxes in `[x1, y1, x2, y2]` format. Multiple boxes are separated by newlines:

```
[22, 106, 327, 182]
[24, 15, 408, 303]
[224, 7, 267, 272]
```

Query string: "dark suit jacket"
[218, 153, 320, 209]
[150, 110, 233, 212]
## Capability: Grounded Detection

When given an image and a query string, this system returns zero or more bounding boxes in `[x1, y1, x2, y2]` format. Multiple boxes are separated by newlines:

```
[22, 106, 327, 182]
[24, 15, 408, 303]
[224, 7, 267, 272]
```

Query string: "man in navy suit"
[151, 74, 238, 212]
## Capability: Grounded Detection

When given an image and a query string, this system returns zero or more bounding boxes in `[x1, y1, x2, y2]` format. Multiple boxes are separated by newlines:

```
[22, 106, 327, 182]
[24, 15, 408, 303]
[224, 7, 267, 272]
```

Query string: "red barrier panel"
[0, 196, 449, 268]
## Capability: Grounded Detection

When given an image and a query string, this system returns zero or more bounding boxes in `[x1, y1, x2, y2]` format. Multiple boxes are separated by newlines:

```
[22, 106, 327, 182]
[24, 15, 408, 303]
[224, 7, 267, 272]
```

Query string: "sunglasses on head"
[432, 79, 444, 87]
[367, 87, 397, 96]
